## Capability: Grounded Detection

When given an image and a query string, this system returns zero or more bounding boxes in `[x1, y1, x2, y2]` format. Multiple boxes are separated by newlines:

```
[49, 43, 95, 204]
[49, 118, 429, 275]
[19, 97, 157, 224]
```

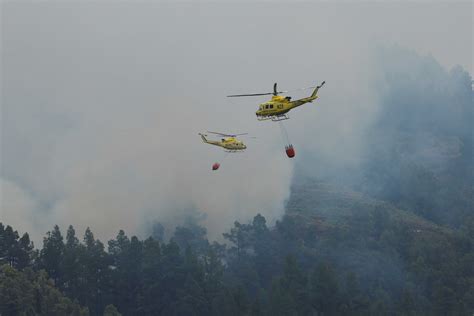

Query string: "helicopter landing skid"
[271, 114, 290, 122]
[225, 150, 245, 153]
[257, 114, 290, 122]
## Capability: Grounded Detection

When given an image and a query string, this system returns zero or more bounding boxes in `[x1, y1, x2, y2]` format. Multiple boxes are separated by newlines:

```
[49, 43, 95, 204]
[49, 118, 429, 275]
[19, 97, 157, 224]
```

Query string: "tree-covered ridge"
[1, 175, 473, 316]
[284, 179, 474, 314]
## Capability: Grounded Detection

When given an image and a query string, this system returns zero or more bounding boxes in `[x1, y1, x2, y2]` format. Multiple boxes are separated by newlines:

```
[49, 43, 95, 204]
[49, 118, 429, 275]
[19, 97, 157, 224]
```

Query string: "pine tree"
[80, 227, 110, 315]
[139, 237, 162, 315]
[252, 214, 275, 287]
[17, 233, 34, 269]
[2, 225, 20, 267]
[62, 225, 82, 299]
[0, 224, 33, 270]
[223, 221, 253, 261]
[127, 236, 143, 314]
[40, 225, 65, 284]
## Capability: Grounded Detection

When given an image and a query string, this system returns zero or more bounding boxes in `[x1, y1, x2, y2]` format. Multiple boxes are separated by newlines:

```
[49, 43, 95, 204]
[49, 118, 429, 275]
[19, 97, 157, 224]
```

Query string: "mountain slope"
[275, 177, 474, 313]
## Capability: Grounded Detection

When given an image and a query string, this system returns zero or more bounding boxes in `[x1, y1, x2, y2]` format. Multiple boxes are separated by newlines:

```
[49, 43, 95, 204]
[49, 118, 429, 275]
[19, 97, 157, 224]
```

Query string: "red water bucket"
[285, 145, 295, 158]
[212, 162, 220, 170]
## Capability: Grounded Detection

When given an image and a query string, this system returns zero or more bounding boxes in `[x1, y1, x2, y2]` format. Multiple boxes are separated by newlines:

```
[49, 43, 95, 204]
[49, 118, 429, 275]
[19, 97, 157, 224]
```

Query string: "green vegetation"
[1, 179, 473, 316]
[0, 264, 88, 315]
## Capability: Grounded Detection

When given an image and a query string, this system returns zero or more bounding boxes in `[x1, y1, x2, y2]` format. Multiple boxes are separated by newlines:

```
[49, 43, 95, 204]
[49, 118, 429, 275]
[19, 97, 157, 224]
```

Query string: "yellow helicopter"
[199, 132, 248, 152]
[228, 81, 325, 121]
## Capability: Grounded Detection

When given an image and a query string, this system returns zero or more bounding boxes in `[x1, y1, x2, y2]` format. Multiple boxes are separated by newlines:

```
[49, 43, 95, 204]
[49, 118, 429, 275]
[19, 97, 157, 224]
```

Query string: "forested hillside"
[1, 177, 473, 316]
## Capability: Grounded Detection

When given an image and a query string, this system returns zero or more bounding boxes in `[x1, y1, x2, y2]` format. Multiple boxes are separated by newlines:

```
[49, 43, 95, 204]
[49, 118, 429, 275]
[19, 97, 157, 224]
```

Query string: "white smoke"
[1, 2, 471, 244]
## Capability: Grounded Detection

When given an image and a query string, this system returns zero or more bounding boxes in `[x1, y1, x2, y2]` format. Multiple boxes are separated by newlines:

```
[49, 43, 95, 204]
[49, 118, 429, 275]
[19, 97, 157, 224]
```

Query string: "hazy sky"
[1, 1, 472, 245]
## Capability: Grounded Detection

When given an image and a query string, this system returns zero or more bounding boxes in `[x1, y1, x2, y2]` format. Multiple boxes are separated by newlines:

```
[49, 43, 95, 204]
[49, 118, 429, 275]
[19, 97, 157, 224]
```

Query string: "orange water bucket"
[285, 145, 295, 158]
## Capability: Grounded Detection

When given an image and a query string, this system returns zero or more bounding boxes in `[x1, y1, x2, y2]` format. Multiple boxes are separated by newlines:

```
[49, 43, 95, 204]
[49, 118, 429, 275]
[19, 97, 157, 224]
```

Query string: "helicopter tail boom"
[310, 81, 325, 99]
[199, 133, 222, 147]
[288, 81, 326, 108]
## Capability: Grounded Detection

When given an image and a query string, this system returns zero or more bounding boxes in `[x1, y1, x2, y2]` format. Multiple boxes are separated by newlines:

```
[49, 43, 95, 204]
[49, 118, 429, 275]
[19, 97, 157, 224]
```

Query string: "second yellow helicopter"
[199, 132, 248, 152]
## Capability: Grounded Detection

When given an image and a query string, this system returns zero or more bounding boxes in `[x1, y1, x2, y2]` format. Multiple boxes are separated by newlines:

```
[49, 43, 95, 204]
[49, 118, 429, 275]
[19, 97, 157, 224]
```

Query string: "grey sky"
[1, 1, 472, 244]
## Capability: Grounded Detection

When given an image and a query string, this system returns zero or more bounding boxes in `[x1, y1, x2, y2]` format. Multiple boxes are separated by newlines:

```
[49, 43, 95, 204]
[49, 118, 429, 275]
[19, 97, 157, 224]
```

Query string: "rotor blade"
[227, 86, 316, 97]
[283, 86, 318, 93]
[227, 92, 274, 97]
[208, 131, 249, 137]
[207, 131, 230, 137]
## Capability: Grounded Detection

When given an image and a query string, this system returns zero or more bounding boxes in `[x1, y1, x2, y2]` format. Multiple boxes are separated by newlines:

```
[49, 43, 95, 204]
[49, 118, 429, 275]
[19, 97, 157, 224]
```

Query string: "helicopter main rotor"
[226, 83, 317, 98]
[207, 131, 248, 138]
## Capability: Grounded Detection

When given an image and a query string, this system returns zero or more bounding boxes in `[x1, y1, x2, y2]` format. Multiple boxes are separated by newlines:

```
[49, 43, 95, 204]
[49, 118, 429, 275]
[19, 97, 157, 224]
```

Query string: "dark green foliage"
[0, 264, 89, 316]
[62, 225, 82, 299]
[103, 304, 121, 316]
[3, 173, 474, 316]
[2, 206, 473, 316]
[138, 237, 162, 314]
[223, 221, 254, 261]
[0, 223, 34, 270]
[0, 264, 36, 315]
[40, 225, 65, 283]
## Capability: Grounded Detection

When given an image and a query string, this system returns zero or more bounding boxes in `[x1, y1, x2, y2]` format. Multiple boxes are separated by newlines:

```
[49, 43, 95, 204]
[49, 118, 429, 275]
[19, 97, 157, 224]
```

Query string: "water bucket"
[285, 145, 295, 158]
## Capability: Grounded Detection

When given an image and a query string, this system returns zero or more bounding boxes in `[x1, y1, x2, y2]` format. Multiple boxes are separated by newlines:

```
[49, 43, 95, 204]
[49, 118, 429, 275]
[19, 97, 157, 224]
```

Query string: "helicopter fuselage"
[200, 134, 246, 151]
[219, 137, 247, 150]
[256, 94, 318, 120]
